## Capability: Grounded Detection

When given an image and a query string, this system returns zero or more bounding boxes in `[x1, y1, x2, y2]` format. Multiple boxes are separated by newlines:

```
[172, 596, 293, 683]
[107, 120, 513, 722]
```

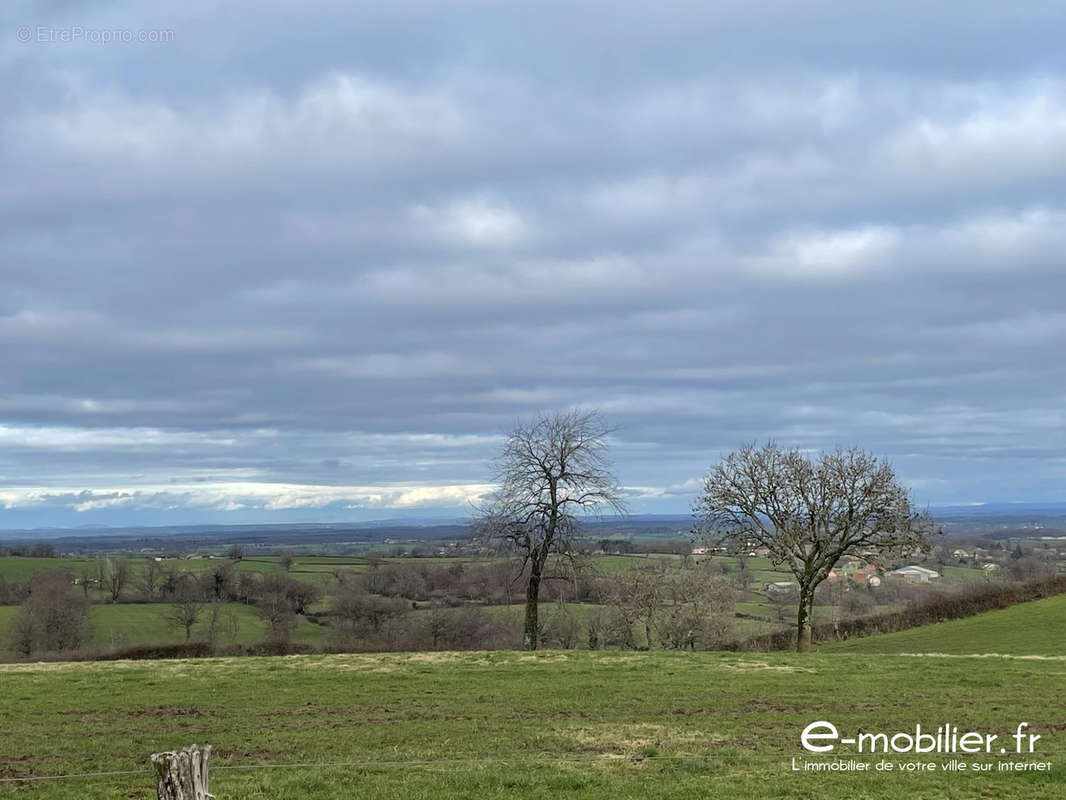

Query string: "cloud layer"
[2, 1, 1065, 526]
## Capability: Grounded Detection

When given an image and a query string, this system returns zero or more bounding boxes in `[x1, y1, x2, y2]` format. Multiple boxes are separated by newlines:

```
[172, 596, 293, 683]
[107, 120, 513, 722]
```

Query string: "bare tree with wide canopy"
[478, 410, 626, 650]
[695, 442, 938, 652]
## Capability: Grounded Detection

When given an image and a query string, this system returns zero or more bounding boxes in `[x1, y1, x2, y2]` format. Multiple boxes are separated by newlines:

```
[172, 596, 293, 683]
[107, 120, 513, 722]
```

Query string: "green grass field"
[0, 649, 1062, 799]
[0, 557, 99, 582]
[821, 593, 1066, 656]
[0, 602, 327, 650]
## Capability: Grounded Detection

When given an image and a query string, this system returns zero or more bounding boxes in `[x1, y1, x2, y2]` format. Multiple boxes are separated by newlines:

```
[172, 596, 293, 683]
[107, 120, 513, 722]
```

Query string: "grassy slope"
[0, 650, 1062, 799]
[820, 593, 1066, 655]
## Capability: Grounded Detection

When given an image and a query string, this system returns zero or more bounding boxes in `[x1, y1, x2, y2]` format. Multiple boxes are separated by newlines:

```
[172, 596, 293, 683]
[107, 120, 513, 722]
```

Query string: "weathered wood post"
[149, 744, 214, 800]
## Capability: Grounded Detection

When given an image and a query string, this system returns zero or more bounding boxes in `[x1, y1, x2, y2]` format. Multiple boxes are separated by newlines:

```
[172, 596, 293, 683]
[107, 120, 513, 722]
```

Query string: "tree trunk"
[523, 563, 542, 650]
[796, 587, 814, 652]
[150, 744, 213, 800]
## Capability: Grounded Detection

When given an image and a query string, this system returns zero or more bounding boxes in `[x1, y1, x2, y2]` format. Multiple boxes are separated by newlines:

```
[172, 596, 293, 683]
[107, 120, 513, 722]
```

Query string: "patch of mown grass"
[0, 649, 1063, 798]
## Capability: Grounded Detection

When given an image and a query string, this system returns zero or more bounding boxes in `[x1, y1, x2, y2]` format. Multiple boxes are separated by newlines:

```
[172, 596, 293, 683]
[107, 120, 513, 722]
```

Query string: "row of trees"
[1, 542, 59, 558]
[324, 570, 736, 653]
[3, 564, 323, 656]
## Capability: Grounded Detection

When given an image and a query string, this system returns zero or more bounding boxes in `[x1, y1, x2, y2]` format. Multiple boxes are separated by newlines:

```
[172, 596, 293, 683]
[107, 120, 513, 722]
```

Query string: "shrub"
[6, 569, 91, 656]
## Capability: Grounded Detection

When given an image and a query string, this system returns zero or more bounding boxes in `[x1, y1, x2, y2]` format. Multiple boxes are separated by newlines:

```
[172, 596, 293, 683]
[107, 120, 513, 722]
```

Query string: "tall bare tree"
[103, 558, 130, 603]
[167, 574, 205, 642]
[478, 410, 626, 650]
[695, 442, 937, 651]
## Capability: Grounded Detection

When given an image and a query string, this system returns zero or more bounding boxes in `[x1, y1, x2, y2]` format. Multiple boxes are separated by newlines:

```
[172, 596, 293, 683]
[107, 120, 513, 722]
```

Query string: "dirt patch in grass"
[585, 655, 644, 665]
[896, 653, 1066, 661]
[515, 653, 569, 663]
[0, 659, 149, 673]
[404, 652, 485, 665]
[314, 662, 404, 673]
[720, 660, 815, 673]
[560, 723, 727, 760]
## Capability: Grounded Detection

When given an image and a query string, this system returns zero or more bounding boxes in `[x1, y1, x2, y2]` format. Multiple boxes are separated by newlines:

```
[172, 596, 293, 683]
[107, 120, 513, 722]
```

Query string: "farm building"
[887, 565, 940, 583]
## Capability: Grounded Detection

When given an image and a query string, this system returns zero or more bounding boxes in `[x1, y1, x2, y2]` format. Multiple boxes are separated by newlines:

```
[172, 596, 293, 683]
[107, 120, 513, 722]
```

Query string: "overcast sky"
[2, 1, 1065, 528]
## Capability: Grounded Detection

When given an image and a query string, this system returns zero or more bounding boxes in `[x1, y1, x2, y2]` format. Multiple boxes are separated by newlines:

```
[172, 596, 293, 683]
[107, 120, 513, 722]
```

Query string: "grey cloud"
[1, 1, 1065, 526]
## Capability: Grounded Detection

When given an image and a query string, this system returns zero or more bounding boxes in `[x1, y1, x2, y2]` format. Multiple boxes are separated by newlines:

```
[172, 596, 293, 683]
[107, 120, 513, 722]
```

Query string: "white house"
[887, 565, 940, 583]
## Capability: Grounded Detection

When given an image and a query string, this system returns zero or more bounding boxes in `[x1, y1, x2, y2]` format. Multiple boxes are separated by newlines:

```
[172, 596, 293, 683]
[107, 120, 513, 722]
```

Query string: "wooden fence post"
[149, 744, 213, 800]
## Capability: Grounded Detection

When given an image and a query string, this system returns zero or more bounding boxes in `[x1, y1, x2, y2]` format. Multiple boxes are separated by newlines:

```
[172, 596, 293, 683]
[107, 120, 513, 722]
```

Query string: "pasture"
[0, 649, 1062, 798]
[821, 592, 1066, 656]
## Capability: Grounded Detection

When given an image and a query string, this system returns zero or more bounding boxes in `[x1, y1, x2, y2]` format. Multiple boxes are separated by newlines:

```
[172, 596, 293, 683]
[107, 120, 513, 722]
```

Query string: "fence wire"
[1, 751, 1060, 784]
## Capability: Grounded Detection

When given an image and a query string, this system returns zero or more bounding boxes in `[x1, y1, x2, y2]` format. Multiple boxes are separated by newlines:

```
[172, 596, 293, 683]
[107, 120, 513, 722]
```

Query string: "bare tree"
[478, 410, 626, 650]
[76, 564, 95, 598]
[329, 587, 409, 649]
[604, 567, 662, 649]
[103, 558, 130, 603]
[767, 586, 794, 623]
[695, 443, 937, 651]
[659, 570, 735, 650]
[541, 600, 580, 649]
[277, 550, 295, 572]
[253, 574, 319, 642]
[256, 585, 296, 643]
[7, 569, 91, 656]
[139, 559, 163, 598]
[167, 574, 205, 641]
[206, 601, 240, 644]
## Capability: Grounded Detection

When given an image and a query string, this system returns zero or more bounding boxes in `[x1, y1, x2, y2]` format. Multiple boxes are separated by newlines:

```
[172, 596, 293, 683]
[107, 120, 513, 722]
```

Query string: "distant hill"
[0, 514, 696, 553]
[4, 504, 1066, 551]
[931, 502, 1066, 539]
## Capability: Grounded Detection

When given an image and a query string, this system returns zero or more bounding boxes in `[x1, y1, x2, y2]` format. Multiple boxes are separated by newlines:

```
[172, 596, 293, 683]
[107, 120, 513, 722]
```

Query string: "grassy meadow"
[0, 648, 1063, 799]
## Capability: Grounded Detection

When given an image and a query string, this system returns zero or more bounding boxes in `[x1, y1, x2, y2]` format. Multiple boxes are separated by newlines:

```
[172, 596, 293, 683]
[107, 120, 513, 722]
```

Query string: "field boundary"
[731, 575, 1066, 651]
